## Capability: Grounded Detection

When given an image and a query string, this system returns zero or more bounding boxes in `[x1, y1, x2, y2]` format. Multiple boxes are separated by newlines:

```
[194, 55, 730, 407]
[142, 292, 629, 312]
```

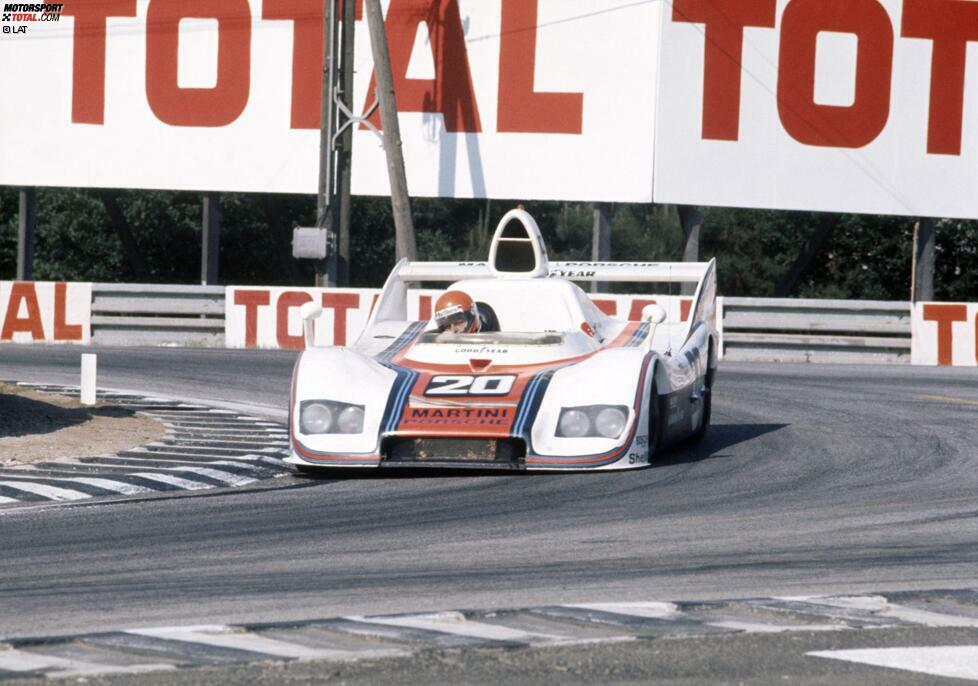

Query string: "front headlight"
[299, 400, 365, 434]
[556, 405, 629, 439]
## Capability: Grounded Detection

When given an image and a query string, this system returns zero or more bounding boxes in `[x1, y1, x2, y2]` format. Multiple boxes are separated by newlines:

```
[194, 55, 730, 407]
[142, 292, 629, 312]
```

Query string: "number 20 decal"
[424, 375, 517, 396]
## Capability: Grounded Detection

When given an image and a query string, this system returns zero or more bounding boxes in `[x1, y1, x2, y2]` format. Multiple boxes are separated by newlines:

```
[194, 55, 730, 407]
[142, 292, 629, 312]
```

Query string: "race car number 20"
[424, 375, 516, 396]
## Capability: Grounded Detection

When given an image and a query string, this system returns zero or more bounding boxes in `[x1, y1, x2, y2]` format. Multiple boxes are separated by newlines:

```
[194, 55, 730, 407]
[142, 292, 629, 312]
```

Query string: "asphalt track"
[1, 345, 976, 646]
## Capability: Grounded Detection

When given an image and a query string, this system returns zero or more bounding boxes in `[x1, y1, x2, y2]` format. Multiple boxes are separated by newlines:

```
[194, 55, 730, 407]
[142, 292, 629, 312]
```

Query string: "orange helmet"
[434, 291, 480, 333]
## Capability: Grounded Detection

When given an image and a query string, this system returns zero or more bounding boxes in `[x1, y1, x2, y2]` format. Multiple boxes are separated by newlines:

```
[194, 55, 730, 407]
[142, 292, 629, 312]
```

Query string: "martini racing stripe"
[511, 371, 555, 438]
[377, 321, 426, 362]
[624, 322, 650, 347]
[378, 366, 420, 435]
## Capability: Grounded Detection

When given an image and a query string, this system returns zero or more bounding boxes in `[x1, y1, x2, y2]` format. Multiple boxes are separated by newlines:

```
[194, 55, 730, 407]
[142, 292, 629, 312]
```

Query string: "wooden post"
[678, 205, 702, 295]
[201, 192, 220, 285]
[364, 0, 416, 262]
[17, 187, 36, 281]
[591, 203, 611, 293]
[912, 218, 936, 302]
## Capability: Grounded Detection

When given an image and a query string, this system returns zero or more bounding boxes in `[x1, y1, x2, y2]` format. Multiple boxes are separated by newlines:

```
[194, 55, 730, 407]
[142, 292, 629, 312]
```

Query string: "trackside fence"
[719, 298, 912, 364]
[91, 283, 225, 347]
[1, 282, 920, 364]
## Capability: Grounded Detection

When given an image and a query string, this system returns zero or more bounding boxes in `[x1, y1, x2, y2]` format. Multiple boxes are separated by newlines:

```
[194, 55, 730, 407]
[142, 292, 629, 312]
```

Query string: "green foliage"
[1, 186, 976, 302]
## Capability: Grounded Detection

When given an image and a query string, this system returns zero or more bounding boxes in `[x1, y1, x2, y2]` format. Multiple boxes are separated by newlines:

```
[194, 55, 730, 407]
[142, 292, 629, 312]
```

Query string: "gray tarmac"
[1, 345, 976, 682]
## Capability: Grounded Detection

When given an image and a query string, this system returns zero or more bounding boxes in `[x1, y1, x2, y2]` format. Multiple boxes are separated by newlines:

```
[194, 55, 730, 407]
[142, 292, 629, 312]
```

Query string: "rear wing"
[396, 261, 711, 285]
[362, 209, 716, 346]
[364, 258, 717, 339]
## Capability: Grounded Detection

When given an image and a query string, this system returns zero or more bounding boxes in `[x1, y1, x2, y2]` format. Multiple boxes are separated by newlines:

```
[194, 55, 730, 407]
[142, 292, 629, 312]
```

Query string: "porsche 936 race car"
[287, 209, 718, 472]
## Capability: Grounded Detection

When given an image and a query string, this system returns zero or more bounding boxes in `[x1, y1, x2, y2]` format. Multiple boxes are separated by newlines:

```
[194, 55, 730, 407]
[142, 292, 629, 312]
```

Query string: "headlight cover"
[300, 400, 365, 434]
[556, 405, 629, 439]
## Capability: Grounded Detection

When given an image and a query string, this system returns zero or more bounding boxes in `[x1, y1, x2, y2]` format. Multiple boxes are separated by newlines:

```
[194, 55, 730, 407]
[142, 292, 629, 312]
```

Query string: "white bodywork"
[288, 210, 718, 471]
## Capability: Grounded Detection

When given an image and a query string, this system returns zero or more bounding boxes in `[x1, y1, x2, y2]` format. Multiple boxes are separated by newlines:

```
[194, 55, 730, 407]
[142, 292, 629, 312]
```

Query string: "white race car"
[287, 209, 718, 472]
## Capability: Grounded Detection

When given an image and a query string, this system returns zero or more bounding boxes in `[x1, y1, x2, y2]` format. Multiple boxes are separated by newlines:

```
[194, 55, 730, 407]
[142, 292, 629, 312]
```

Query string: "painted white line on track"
[567, 602, 679, 619]
[348, 612, 563, 642]
[129, 473, 214, 490]
[783, 595, 978, 628]
[0, 481, 91, 501]
[55, 477, 155, 495]
[127, 626, 404, 661]
[708, 621, 840, 633]
[0, 650, 175, 677]
[809, 646, 978, 681]
[166, 467, 256, 486]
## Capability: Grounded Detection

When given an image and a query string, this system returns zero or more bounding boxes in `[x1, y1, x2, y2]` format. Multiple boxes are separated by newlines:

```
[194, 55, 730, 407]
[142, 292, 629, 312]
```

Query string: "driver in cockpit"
[433, 291, 499, 333]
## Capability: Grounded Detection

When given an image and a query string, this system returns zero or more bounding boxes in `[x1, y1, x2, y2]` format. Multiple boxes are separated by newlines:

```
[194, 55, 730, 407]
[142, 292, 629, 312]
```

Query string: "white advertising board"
[654, 0, 978, 219]
[0, 0, 658, 202]
[0, 281, 92, 344]
[225, 286, 692, 349]
[911, 302, 978, 366]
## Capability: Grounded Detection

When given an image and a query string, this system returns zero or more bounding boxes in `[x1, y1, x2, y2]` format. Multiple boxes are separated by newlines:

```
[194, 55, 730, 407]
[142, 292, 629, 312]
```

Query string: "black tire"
[689, 342, 715, 444]
[646, 384, 662, 463]
[294, 464, 330, 478]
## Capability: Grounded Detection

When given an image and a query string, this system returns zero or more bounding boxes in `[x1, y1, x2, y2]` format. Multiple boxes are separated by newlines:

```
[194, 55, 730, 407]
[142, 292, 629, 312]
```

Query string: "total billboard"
[654, 0, 978, 220]
[0, 0, 659, 202]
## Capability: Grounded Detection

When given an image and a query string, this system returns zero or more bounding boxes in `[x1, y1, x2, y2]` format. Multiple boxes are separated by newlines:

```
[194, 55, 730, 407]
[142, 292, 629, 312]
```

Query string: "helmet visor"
[435, 305, 472, 332]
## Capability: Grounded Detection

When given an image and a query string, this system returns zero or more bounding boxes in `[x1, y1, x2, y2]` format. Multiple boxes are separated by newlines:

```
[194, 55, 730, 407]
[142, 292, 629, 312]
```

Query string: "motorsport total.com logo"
[2, 3, 62, 33]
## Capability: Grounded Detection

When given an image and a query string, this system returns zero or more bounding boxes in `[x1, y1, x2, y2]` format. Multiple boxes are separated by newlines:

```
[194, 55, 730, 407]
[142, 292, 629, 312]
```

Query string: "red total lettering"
[496, 0, 583, 134]
[1, 283, 45, 341]
[323, 292, 360, 346]
[276, 292, 313, 349]
[627, 299, 658, 322]
[778, 0, 893, 148]
[234, 289, 271, 348]
[263, 0, 324, 130]
[591, 299, 617, 317]
[361, 0, 481, 133]
[146, 0, 251, 127]
[671, 0, 777, 141]
[62, 0, 137, 125]
[417, 294, 432, 321]
[922, 303, 967, 366]
[902, 0, 978, 156]
[53, 283, 83, 341]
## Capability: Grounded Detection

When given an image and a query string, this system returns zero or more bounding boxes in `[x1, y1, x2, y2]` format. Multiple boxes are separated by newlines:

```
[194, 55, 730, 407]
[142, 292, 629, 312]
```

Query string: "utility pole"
[591, 203, 611, 294]
[16, 187, 36, 281]
[677, 205, 703, 295]
[364, 0, 416, 261]
[911, 217, 936, 302]
[316, 0, 341, 287]
[201, 192, 221, 285]
[336, 0, 355, 286]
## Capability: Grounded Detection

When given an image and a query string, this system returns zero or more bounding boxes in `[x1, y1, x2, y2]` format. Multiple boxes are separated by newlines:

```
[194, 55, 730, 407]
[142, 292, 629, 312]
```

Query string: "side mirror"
[642, 304, 667, 324]
[300, 301, 323, 348]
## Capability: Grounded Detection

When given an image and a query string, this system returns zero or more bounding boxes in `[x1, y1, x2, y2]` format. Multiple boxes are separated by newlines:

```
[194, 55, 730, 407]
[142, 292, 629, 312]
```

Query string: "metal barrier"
[91, 283, 225, 347]
[719, 297, 912, 364]
[84, 284, 913, 363]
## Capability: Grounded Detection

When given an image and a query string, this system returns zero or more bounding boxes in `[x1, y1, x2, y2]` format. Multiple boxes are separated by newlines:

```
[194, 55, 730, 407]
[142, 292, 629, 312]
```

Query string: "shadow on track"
[293, 423, 789, 481]
[655, 422, 788, 468]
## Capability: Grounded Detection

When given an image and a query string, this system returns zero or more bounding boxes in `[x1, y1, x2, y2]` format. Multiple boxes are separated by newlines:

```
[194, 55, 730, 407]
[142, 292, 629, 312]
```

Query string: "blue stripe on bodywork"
[375, 321, 426, 435]
[624, 322, 650, 347]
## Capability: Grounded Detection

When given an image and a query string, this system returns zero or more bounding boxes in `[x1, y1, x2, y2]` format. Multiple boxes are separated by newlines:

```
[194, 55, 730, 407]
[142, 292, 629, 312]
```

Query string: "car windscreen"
[417, 332, 565, 346]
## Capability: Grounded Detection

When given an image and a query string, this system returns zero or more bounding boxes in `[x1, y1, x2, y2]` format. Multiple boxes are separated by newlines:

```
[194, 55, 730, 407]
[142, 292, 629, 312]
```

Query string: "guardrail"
[719, 297, 911, 364]
[83, 284, 913, 364]
[91, 283, 225, 347]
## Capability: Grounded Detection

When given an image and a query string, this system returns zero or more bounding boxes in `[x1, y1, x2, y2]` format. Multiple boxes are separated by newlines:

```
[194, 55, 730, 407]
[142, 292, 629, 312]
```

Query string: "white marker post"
[80, 354, 97, 405]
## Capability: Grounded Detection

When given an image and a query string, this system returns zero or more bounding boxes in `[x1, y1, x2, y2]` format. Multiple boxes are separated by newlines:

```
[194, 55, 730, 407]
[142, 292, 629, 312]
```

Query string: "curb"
[0, 382, 291, 507]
